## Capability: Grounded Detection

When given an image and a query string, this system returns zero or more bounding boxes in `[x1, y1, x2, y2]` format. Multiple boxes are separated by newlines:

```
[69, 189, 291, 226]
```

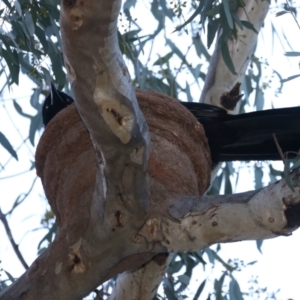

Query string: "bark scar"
[220, 82, 243, 110]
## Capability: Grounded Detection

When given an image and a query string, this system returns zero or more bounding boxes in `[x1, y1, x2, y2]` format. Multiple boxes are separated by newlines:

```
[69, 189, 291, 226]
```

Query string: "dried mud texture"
[35, 103, 97, 228]
[36, 89, 211, 217]
[135, 90, 211, 211]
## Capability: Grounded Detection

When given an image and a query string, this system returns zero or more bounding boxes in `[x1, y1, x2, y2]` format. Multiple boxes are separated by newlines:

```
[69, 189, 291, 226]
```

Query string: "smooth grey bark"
[200, 0, 270, 113]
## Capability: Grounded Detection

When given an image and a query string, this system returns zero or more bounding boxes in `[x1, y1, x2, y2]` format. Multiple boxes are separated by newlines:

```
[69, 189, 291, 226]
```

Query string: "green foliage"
[0, 260, 15, 292]
[37, 223, 57, 255]
[0, 131, 18, 160]
[0, 0, 65, 87]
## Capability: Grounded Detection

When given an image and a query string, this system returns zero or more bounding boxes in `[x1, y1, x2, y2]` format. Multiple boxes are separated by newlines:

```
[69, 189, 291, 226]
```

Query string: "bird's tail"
[183, 103, 300, 163]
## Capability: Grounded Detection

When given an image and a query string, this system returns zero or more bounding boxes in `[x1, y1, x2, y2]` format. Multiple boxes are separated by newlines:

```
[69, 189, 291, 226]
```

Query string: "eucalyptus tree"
[0, 0, 300, 299]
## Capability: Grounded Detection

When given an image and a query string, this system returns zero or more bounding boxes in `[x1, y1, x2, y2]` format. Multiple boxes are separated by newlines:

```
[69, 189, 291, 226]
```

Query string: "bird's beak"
[50, 82, 64, 104]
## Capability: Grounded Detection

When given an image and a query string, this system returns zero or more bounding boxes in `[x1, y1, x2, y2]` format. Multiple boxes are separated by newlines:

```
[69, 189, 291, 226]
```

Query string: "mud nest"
[35, 89, 211, 215]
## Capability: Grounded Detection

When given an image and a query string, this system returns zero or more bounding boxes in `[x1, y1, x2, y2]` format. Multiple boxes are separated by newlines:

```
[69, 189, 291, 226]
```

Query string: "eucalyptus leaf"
[254, 165, 263, 190]
[160, 0, 174, 20]
[207, 19, 219, 49]
[49, 15, 62, 48]
[220, 41, 237, 75]
[37, 223, 57, 249]
[163, 277, 177, 300]
[229, 276, 244, 300]
[14, 0, 22, 16]
[189, 63, 202, 86]
[48, 43, 66, 86]
[185, 81, 192, 102]
[240, 21, 258, 34]
[222, 0, 234, 29]
[35, 25, 49, 53]
[215, 272, 227, 300]
[1, 48, 19, 84]
[13, 99, 32, 118]
[24, 10, 35, 36]
[29, 113, 42, 146]
[168, 259, 183, 274]
[0, 131, 18, 161]
[193, 279, 206, 300]
[166, 38, 185, 62]
[256, 239, 263, 254]
[193, 33, 211, 60]
[177, 274, 190, 286]
[123, 0, 137, 10]
[153, 52, 174, 66]
[284, 51, 300, 57]
[232, 13, 243, 30]
[275, 11, 289, 17]
[281, 74, 300, 83]
[254, 87, 264, 111]
[30, 88, 42, 110]
[4, 271, 15, 283]
[150, 0, 165, 37]
[205, 248, 215, 264]
[174, 3, 202, 33]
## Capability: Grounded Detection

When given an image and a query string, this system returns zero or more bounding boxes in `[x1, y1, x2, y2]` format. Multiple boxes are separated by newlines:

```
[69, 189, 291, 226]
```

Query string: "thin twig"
[0, 169, 32, 180]
[0, 208, 29, 270]
[2, 101, 35, 157]
[273, 133, 285, 163]
[93, 288, 104, 300]
[6, 176, 38, 215]
[0, 137, 30, 172]
[285, 0, 300, 30]
[174, 43, 192, 82]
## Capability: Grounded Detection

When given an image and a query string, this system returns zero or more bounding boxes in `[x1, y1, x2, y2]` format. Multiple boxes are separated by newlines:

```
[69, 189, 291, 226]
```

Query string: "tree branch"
[108, 254, 170, 300]
[199, 0, 270, 112]
[0, 208, 29, 270]
[60, 0, 150, 218]
[137, 168, 300, 252]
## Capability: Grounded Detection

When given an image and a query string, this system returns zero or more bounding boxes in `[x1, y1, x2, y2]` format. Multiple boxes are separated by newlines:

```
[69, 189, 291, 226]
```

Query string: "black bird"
[42, 83, 74, 126]
[183, 102, 300, 164]
[43, 85, 300, 164]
